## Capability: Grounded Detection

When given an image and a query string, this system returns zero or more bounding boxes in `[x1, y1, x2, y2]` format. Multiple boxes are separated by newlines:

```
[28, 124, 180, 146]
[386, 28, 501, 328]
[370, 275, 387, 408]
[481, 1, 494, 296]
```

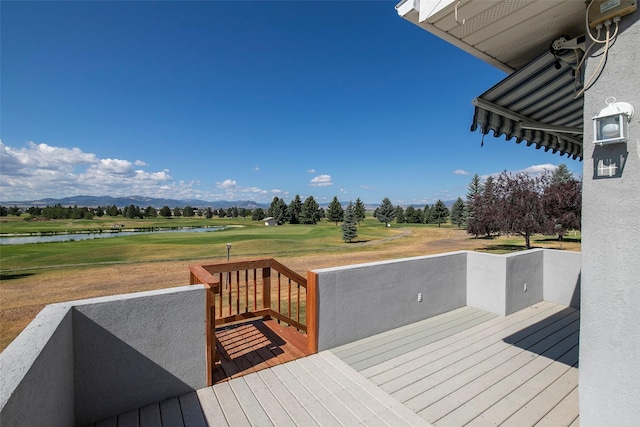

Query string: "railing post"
[204, 284, 216, 386]
[306, 271, 318, 354]
[262, 267, 271, 310]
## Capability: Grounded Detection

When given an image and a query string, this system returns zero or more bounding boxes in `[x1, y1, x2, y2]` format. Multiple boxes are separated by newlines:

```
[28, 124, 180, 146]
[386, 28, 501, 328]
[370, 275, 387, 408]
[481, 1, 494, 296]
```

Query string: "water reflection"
[0, 226, 223, 245]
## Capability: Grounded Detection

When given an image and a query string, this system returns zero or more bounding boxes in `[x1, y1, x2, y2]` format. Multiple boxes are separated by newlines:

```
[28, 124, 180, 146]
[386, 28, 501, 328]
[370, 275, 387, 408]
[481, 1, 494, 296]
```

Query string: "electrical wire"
[574, 1, 621, 99]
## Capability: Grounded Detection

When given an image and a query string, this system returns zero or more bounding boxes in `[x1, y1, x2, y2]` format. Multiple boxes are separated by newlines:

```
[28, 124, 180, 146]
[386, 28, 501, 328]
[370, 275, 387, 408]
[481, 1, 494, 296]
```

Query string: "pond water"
[0, 226, 224, 245]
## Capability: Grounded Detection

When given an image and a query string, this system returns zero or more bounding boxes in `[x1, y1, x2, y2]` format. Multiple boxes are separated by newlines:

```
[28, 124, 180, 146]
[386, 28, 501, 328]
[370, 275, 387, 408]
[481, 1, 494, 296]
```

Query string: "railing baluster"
[218, 272, 223, 319]
[297, 283, 300, 324]
[244, 270, 249, 313]
[236, 270, 240, 315]
[253, 269, 257, 311]
[227, 271, 232, 316]
[191, 259, 306, 332]
[288, 278, 292, 319]
[277, 272, 282, 320]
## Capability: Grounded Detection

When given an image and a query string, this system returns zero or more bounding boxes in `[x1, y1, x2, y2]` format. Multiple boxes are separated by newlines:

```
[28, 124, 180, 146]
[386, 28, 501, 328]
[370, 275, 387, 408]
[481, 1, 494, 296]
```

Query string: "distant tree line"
[372, 197, 451, 227]
[366, 164, 581, 250]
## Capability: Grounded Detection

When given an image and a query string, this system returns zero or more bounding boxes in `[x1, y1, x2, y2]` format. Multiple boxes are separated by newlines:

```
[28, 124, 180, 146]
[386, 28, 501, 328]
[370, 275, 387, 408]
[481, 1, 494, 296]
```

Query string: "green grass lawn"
[0, 217, 398, 271]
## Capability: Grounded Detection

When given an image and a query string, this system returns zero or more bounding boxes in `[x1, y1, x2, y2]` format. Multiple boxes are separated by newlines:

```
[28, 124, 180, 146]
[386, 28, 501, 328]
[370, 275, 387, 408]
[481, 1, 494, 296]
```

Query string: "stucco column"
[580, 10, 640, 426]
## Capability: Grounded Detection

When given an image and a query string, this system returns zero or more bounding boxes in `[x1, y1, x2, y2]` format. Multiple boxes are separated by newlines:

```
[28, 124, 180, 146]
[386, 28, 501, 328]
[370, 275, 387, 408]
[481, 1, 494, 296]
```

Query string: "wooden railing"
[190, 258, 308, 331]
[191, 258, 314, 385]
[189, 258, 307, 333]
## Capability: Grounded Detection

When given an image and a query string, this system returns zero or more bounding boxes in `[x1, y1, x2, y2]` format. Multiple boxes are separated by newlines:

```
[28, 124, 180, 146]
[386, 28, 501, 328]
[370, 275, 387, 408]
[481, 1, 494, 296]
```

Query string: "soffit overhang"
[396, 0, 587, 159]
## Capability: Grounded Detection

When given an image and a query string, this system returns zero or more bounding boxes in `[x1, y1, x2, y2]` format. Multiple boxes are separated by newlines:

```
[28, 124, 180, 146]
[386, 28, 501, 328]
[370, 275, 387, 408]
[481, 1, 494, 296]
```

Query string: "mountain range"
[0, 195, 268, 210]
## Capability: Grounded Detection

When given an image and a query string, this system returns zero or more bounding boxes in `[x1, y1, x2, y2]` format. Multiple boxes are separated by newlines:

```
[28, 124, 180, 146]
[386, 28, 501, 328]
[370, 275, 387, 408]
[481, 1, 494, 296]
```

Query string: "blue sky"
[1, 1, 582, 205]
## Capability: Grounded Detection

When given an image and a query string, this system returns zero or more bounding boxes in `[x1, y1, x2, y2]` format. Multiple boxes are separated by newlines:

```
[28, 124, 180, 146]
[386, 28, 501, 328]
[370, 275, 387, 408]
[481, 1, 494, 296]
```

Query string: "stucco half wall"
[312, 249, 580, 351]
[0, 285, 207, 427]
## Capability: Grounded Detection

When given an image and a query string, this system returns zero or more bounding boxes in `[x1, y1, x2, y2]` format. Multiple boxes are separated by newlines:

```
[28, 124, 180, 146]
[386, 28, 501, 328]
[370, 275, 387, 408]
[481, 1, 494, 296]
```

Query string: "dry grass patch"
[0, 226, 579, 351]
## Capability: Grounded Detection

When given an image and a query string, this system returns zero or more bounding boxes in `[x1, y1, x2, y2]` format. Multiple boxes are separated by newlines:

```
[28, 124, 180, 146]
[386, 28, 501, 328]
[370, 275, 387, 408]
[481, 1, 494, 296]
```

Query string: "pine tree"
[159, 206, 172, 218]
[466, 174, 483, 235]
[300, 196, 321, 224]
[341, 202, 358, 243]
[268, 197, 287, 224]
[326, 196, 345, 225]
[183, 205, 194, 217]
[354, 198, 367, 223]
[251, 208, 265, 221]
[395, 206, 406, 223]
[423, 204, 432, 224]
[287, 195, 303, 224]
[551, 163, 573, 184]
[376, 197, 396, 227]
[431, 200, 450, 227]
[450, 197, 466, 228]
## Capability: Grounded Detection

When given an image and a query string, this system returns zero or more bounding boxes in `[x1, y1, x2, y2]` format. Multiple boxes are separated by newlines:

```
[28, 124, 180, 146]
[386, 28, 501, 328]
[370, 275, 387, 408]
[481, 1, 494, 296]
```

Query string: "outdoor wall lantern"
[593, 97, 634, 145]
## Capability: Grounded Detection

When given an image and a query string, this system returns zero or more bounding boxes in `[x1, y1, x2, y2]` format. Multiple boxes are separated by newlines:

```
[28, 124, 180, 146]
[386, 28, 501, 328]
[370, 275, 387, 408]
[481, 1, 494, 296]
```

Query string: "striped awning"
[471, 50, 584, 160]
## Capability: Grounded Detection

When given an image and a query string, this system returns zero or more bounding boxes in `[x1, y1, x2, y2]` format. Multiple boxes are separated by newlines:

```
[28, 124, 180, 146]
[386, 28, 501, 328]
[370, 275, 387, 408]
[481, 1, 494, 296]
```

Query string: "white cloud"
[482, 163, 558, 181]
[454, 169, 470, 175]
[252, 165, 260, 172]
[519, 163, 557, 177]
[310, 174, 333, 187]
[0, 140, 224, 201]
[307, 169, 316, 173]
[216, 179, 238, 190]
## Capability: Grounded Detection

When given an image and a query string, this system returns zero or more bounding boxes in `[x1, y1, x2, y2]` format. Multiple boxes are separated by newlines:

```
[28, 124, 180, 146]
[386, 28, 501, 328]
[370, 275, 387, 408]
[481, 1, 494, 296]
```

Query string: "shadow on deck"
[213, 318, 312, 384]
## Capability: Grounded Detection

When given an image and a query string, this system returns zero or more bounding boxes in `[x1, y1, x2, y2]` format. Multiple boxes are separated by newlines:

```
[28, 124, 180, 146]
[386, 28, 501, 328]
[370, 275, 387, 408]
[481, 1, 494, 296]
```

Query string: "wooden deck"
[90, 302, 579, 426]
[213, 318, 311, 384]
[332, 302, 580, 426]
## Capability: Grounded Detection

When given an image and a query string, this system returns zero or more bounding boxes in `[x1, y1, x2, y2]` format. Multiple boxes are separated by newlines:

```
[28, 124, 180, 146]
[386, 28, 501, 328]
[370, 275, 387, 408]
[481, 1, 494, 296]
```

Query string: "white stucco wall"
[0, 285, 207, 427]
[0, 304, 75, 427]
[580, 10, 640, 426]
[314, 252, 468, 351]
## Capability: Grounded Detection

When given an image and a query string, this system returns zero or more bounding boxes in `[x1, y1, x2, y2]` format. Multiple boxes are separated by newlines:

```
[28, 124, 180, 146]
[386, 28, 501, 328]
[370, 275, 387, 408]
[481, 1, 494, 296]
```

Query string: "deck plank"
[213, 381, 251, 426]
[331, 306, 476, 357]
[95, 416, 117, 427]
[178, 392, 207, 427]
[464, 347, 578, 425]
[283, 357, 363, 426]
[376, 304, 573, 396]
[242, 373, 297, 427]
[270, 363, 342, 427]
[537, 386, 579, 426]
[159, 397, 184, 427]
[195, 388, 229, 427]
[361, 302, 561, 382]
[501, 366, 579, 427]
[139, 403, 161, 427]
[228, 377, 275, 427]
[335, 308, 496, 368]
[257, 366, 320, 426]
[411, 316, 579, 414]
[318, 351, 433, 426]
[213, 319, 309, 383]
[116, 409, 138, 427]
[296, 355, 390, 427]
[433, 334, 578, 425]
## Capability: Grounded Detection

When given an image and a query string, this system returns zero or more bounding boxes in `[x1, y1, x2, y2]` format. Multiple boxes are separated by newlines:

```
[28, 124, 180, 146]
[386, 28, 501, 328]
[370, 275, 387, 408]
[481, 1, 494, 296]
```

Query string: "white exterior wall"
[580, 10, 640, 426]
[0, 285, 207, 427]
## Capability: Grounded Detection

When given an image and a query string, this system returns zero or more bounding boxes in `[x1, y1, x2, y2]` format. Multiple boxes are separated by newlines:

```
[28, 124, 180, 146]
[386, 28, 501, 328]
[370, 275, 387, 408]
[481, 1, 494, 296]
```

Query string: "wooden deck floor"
[213, 318, 311, 384]
[90, 302, 579, 426]
[332, 302, 580, 426]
